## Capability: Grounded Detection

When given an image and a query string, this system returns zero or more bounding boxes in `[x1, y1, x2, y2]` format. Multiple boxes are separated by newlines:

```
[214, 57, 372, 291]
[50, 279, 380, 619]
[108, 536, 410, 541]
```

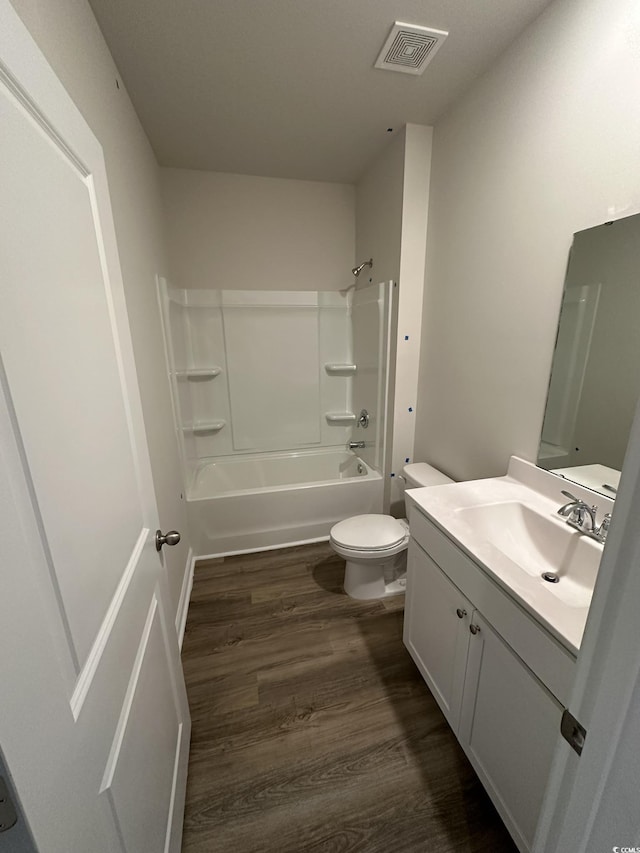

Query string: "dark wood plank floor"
[181, 542, 517, 853]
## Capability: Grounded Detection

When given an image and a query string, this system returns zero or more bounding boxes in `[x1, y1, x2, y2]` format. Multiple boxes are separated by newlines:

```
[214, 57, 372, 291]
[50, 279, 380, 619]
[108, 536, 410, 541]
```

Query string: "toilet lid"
[330, 514, 408, 551]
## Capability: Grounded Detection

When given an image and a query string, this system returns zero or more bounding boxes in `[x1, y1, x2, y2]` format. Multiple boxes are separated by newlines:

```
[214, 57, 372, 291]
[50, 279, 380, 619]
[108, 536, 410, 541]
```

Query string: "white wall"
[393, 124, 434, 509]
[356, 124, 433, 512]
[355, 132, 404, 285]
[10, 0, 190, 616]
[416, 0, 640, 482]
[160, 168, 355, 291]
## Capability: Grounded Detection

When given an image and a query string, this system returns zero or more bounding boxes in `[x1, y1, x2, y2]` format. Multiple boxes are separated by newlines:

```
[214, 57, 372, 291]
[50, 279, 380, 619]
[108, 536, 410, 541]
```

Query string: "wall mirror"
[537, 211, 640, 498]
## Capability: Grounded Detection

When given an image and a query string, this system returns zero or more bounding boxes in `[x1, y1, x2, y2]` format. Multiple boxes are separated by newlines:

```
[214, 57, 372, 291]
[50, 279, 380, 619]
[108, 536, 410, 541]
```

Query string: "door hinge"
[561, 708, 587, 756]
[0, 776, 18, 833]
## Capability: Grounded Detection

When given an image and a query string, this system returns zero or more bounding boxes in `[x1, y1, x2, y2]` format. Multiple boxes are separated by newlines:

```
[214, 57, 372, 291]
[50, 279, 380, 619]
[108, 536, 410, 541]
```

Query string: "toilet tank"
[403, 462, 453, 488]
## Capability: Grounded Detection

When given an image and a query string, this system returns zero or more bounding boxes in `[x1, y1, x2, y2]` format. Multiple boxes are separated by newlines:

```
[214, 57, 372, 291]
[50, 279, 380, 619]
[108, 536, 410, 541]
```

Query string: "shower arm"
[352, 259, 373, 278]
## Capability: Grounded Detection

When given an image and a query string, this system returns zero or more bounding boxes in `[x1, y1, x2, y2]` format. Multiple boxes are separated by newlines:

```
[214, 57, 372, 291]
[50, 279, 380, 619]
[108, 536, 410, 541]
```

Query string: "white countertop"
[406, 457, 613, 654]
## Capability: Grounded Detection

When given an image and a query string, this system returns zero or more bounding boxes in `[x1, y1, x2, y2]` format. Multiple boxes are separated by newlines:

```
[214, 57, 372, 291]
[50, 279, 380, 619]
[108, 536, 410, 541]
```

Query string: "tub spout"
[348, 440, 365, 450]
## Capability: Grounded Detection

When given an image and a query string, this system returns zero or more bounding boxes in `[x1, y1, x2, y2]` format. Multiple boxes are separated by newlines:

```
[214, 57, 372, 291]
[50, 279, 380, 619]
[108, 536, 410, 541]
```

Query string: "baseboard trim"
[195, 535, 330, 562]
[175, 547, 194, 649]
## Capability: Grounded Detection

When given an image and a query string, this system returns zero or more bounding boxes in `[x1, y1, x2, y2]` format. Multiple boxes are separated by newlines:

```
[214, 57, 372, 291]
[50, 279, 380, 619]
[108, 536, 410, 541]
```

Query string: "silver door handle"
[155, 529, 181, 552]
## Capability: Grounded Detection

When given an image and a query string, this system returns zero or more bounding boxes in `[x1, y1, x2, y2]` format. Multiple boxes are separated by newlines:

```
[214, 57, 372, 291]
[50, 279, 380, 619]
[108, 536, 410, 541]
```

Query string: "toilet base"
[384, 575, 407, 596]
[343, 551, 407, 600]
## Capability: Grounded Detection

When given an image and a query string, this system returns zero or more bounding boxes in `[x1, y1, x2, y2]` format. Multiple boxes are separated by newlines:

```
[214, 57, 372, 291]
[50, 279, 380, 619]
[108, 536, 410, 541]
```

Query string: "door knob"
[456, 608, 467, 619]
[469, 624, 481, 635]
[155, 529, 181, 552]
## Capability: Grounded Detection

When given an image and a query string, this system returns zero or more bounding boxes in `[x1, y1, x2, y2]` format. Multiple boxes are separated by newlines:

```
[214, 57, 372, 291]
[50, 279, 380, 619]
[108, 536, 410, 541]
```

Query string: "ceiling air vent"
[375, 22, 448, 76]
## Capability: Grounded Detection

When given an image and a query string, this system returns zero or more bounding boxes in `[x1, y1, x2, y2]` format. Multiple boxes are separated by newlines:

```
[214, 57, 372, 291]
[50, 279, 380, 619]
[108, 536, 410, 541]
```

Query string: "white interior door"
[0, 4, 190, 851]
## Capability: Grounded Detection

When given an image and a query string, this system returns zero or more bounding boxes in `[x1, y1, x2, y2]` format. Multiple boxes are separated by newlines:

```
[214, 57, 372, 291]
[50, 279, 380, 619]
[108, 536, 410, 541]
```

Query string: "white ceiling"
[88, 0, 553, 183]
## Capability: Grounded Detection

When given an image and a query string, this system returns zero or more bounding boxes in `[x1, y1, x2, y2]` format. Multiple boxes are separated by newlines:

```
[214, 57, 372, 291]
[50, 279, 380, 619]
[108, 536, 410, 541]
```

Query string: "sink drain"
[542, 571, 560, 584]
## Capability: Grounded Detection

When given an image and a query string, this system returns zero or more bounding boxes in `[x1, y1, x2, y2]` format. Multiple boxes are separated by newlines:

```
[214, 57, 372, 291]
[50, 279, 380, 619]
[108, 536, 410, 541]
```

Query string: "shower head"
[352, 259, 373, 277]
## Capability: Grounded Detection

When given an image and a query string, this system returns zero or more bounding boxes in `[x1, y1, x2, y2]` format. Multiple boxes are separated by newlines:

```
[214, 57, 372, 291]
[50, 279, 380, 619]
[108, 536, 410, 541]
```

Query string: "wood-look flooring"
[181, 542, 517, 853]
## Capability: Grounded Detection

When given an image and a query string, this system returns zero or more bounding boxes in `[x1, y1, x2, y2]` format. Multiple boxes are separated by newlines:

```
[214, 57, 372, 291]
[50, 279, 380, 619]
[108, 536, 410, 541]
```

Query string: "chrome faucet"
[357, 409, 370, 429]
[557, 490, 597, 532]
[557, 490, 611, 543]
[348, 440, 365, 450]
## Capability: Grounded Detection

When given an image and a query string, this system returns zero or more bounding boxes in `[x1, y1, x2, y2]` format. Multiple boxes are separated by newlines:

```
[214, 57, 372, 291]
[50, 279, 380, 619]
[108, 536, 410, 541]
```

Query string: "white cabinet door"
[403, 539, 473, 731]
[0, 4, 190, 851]
[459, 613, 562, 853]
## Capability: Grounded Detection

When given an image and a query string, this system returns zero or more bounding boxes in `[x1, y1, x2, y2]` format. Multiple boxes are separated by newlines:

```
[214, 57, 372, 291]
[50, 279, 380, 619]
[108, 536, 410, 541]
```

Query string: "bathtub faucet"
[348, 440, 366, 450]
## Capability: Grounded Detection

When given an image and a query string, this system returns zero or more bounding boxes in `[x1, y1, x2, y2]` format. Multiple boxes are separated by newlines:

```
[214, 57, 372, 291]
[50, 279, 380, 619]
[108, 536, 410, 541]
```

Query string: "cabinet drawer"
[408, 504, 576, 706]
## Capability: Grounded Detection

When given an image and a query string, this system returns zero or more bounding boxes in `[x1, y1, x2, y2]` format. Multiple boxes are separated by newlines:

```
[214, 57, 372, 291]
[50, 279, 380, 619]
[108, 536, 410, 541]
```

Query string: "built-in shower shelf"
[182, 421, 226, 435]
[324, 363, 357, 375]
[325, 412, 356, 425]
[176, 367, 222, 380]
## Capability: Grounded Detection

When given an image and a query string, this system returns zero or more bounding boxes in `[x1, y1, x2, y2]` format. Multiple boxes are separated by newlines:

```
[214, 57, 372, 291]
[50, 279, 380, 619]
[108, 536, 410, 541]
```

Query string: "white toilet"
[330, 463, 453, 600]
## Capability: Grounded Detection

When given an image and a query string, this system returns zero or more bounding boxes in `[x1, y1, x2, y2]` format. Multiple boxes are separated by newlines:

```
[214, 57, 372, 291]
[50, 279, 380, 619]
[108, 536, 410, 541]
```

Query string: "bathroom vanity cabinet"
[404, 505, 577, 853]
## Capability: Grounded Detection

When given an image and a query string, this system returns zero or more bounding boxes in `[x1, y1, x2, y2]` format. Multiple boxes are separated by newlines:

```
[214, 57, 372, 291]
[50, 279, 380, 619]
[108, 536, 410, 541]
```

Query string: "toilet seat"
[330, 514, 409, 557]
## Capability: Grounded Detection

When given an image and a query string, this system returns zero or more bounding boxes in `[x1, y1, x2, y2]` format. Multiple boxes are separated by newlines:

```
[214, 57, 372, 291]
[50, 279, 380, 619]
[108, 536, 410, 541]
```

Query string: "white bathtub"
[186, 448, 383, 556]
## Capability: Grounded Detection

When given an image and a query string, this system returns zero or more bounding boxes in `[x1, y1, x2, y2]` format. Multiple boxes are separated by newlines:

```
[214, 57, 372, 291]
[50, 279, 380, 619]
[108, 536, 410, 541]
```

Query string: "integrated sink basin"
[406, 456, 613, 652]
[454, 501, 600, 608]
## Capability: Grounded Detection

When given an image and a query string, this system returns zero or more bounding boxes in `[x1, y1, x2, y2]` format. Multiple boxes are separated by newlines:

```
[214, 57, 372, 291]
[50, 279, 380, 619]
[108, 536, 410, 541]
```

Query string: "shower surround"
[159, 283, 391, 555]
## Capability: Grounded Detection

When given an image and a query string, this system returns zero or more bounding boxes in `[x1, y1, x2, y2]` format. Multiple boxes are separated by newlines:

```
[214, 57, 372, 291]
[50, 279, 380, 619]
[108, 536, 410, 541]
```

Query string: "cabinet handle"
[456, 608, 467, 619]
[469, 624, 481, 635]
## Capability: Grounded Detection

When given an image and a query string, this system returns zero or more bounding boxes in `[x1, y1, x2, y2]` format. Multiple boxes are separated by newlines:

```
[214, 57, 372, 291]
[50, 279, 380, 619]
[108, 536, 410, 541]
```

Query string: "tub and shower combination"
[159, 283, 392, 556]
[187, 448, 381, 555]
